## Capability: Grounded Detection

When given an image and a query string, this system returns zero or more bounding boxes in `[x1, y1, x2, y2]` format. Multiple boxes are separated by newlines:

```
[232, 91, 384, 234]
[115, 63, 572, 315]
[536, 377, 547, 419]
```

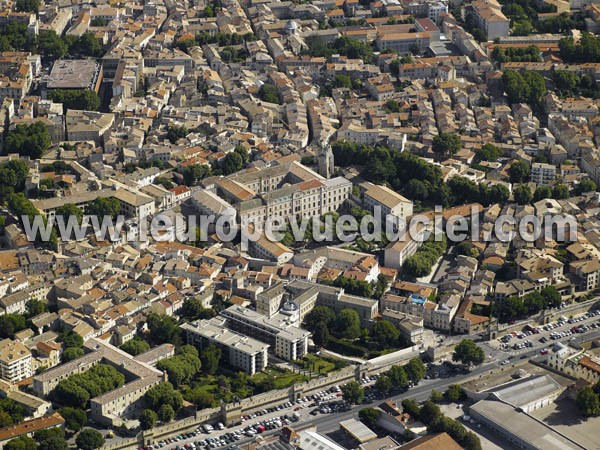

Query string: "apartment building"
[570, 259, 600, 291]
[256, 283, 285, 318]
[471, 0, 510, 40]
[112, 188, 156, 221]
[285, 280, 379, 321]
[360, 182, 414, 222]
[66, 110, 115, 145]
[383, 222, 429, 271]
[375, 32, 431, 54]
[380, 293, 459, 331]
[220, 305, 310, 361]
[582, 150, 600, 186]
[531, 162, 556, 186]
[248, 230, 294, 265]
[182, 317, 268, 375]
[0, 339, 32, 383]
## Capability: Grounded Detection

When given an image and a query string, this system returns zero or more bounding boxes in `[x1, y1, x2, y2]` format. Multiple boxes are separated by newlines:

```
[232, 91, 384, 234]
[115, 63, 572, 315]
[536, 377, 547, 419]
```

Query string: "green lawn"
[251, 367, 309, 389]
[298, 354, 347, 374]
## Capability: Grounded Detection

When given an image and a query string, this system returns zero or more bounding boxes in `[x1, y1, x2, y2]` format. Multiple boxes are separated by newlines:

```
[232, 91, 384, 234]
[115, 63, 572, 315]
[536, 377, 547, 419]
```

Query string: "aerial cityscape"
[0, 0, 600, 448]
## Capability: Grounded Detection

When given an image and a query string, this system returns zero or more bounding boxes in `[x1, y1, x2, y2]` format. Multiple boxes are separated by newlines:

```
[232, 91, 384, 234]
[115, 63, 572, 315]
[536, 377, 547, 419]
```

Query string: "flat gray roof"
[486, 374, 562, 409]
[470, 400, 585, 450]
[47, 59, 100, 90]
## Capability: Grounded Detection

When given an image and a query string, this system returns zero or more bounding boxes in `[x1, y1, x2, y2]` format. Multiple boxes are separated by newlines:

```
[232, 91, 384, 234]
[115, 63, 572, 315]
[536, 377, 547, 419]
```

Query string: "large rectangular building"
[46, 59, 103, 93]
[220, 305, 310, 361]
[182, 317, 268, 375]
[32, 339, 168, 426]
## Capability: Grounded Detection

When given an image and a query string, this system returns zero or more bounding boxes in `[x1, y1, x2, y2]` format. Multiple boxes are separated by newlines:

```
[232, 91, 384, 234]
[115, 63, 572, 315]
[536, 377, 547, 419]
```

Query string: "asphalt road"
[157, 359, 500, 450]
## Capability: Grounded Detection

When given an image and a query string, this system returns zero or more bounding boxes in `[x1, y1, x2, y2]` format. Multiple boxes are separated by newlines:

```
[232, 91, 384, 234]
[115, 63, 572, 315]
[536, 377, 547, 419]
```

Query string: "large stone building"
[32, 339, 173, 426]
[0, 339, 32, 383]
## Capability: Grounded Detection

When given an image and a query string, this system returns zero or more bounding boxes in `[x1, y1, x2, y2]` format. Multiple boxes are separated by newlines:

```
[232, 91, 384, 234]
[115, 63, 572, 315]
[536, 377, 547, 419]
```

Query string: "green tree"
[541, 286, 561, 308]
[184, 388, 217, 409]
[335, 308, 361, 339]
[180, 297, 216, 321]
[182, 164, 211, 186]
[60, 407, 87, 432]
[509, 160, 531, 183]
[384, 99, 400, 113]
[25, 299, 47, 317]
[552, 70, 579, 96]
[475, 143, 502, 162]
[375, 375, 393, 395]
[419, 400, 441, 424]
[446, 385, 464, 402]
[157, 346, 202, 388]
[359, 407, 381, 428]
[220, 152, 244, 175]
[0, 314, 27, 339]
[61, 347, 84, 363]
[139, 409, 157, 430]
[147, 313, 182, 346]
[312, 323, 331, 347]
[167, 125, 189, 143]
[452, 339, 485, 367]
[4, 436, 37, 450]
[55, 203, 84, 225]
[577, 179, 597, 194]
[200, 345, 221, 375]
[334, 74, 352, 89]
[158, 404, 175, 423]
[87, 197, 121, 219]
[258, 83, 280, 104]
[432, 133, 461, 160]
[533, 186, 552, 202]
[371, 320, 400, 347]
[5, 122, 51, 159]
[456, 242, 480, 258]
[514, 184, 533, 205]
[58, 330, 83, 349]
[502, 69, 546, 107]
[341, 381, 365, 404]
[75, 429, 104, 450]
[38, 437, 68, 450]
[552, 183, 570, 199]
[402, 399, 421, 418]
[119, 338, 150, 356]
[90, 17, 108, 26]
[37, 31, 67, 60]
[430, 389, 443, 403]
[49, 89, 101, 111]
[577, 386, 600, 417]
[50, 364, 125, 408]
[15, 0, 40, 12]
[404, 358, 426, 384]
[388, 365, 409, 389]
[69, 32, 103, 57]
[144, 382, 183, 411]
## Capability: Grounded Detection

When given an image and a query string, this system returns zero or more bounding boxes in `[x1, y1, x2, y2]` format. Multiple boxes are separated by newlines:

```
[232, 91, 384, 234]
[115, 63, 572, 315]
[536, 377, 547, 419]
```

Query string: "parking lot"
[495, 308, 600, 360]
[146, 382, 375, 450]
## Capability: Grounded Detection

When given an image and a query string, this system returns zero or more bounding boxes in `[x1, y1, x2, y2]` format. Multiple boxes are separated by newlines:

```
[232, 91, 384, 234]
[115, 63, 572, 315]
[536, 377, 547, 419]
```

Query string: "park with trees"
[303, 305, 411, 357]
